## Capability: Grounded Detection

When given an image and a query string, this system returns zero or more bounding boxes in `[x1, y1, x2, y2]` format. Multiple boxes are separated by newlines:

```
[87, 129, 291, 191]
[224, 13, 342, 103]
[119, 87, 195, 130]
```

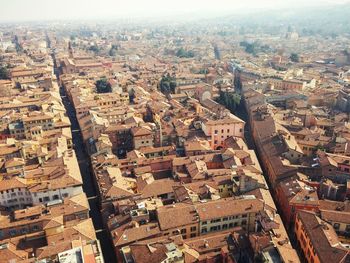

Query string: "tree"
[169, 81, 177, 93]
[89, 45, 100, 54]
[216, 90, 241, 113]
[109, 48, 117, 56]
[159, 74, 176, 94]
[129, 88, 135, 104]
[14, 35, 23, 53]
[240, 41, 257, 55]
[245, 44, 255, 54]
[0, 66, 9, 80]
[234, 74, 242, 91]
[290, 53, 300, 62]
[109, 44, 118, 57]
[176, 48, 186, 57]
[176, 48, 195, 58]
[214, 45, 221, 60]
[95, 78, 112, 93]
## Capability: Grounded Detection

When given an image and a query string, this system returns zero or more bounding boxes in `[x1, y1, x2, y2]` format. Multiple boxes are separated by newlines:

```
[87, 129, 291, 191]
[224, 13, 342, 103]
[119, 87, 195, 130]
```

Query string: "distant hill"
[211, 3, 350, 36]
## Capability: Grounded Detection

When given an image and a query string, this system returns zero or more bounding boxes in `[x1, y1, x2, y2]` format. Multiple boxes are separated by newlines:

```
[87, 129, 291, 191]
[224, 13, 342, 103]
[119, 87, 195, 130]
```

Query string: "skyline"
[2, 0, 350, 262]
[0, 0, 350, 22]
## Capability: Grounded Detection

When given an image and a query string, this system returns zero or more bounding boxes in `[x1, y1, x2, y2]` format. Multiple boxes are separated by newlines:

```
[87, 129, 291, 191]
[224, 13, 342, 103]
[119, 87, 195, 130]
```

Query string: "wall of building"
[295, 215, 321, 263]
[31, 185, 83, 205]
[199, 213, 256, 235]
[0, 187, 33, 209]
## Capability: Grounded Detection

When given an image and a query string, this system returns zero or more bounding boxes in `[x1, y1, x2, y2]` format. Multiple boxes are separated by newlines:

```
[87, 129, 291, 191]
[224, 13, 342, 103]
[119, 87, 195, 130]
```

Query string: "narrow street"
[235, 99, 298, 249]
[236, 104, 255, 150]
[59, 85, 117, 262]
[236, 102, 279, 205]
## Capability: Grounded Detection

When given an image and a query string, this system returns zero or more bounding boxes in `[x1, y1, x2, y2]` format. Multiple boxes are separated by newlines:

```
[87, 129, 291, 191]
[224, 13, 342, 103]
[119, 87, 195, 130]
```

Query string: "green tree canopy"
[290, 53, 300, 62]
[0, 66, 9, 80]
[109, 48, 117, 56]
[240, 41, 258, 55]
[109, 44, 118, 56]
[216, 90, 241, 113]
[89, 45, 100, 54]
[176, 48, 195, 58]
[95, 78, 112, 93]
[159, 74, 176, 94]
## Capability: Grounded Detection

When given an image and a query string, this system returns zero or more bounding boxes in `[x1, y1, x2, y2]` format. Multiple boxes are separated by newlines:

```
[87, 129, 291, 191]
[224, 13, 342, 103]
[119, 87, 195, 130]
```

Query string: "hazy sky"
[0, 0, 349, 22]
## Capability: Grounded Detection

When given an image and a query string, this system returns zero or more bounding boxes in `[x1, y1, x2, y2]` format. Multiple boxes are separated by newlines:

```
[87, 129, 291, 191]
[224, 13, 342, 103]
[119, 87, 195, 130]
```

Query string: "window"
[201, 228, 207, 233]
[210, 226, 218, 232]
[190, 233, 196, 238]
[346, 225, 350, 232]
[242, 220, 247, 226]
[227, 129, 230, 133]
[221, 129, 224, 133]
[334, 223, 340, 230]
[190, 226, 196, 232]
[239, 128, 243, 132]
[202, 221, 207, 225]
[223, 224, 228, 229]
[223, 217, 228, 221]
[181, 229, 186, 234]
[43, 197, 50, 202]
[53, 195, 59, 200]
[214, 130, 218, 134]
[9, 229, 16, 236]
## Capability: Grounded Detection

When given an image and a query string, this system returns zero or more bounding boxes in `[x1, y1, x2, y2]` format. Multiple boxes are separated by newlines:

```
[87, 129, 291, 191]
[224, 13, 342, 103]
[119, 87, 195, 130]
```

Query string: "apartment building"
[295, 211, 350, 263]
[201, 115, 245, 150]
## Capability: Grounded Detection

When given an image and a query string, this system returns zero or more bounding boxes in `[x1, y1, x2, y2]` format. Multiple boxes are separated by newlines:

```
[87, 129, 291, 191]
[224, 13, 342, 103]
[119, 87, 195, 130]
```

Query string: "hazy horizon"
[0, 0, 350, 22]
